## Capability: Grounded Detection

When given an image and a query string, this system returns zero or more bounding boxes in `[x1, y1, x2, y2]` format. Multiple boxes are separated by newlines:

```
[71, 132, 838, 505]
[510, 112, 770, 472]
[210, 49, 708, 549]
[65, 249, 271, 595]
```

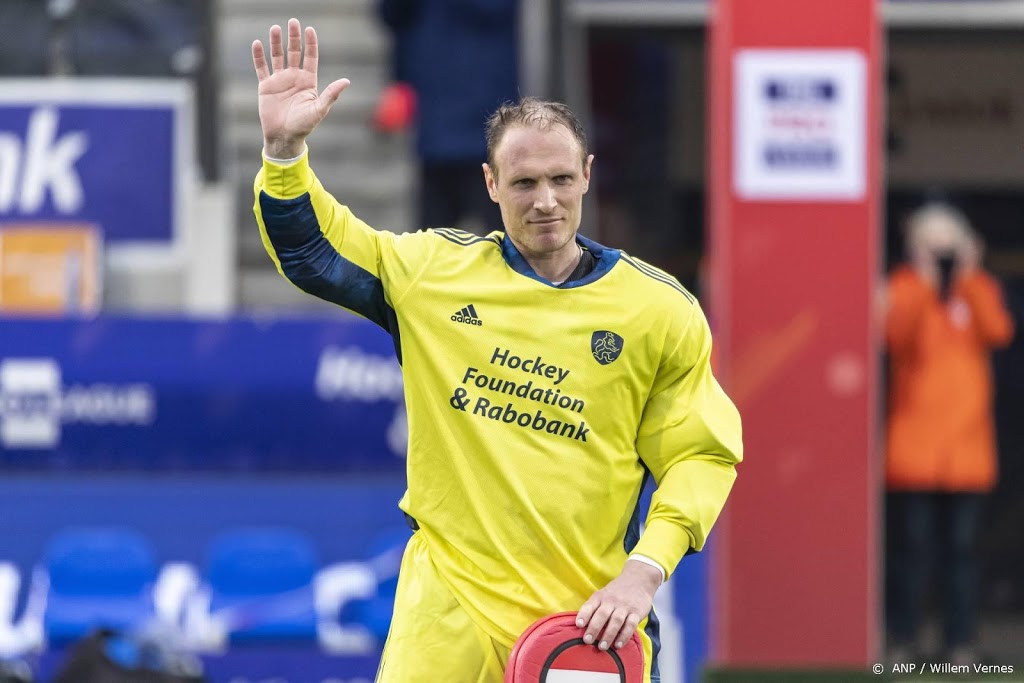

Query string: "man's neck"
[518, 240, 583, 283]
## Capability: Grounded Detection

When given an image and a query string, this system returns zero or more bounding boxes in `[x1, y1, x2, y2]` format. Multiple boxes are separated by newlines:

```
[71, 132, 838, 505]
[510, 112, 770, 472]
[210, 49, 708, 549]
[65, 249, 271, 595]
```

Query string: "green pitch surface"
[704, 668, 1024, 683]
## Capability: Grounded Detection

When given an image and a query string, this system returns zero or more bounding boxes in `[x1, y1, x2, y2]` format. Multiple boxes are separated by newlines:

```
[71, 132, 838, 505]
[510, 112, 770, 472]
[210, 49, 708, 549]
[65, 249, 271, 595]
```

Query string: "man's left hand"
[575, 559, 662, 650]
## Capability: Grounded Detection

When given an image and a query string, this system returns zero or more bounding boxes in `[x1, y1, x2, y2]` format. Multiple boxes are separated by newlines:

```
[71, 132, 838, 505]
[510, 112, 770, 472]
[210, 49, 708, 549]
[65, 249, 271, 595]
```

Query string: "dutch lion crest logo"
[591, 331, 624, 365]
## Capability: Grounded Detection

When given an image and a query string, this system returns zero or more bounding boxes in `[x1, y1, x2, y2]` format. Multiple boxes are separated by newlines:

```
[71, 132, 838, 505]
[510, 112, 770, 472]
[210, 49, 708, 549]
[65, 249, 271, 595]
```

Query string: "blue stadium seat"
[201, 528, 320, 644]
[338, 526, 410, 643]
[0, 562, 37, 658]
[42, 528, 159, 646]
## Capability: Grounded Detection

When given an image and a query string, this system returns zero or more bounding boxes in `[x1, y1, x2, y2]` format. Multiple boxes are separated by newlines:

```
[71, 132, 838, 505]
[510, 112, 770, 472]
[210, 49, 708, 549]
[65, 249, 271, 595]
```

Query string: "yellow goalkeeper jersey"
[254, 151, 743, 648]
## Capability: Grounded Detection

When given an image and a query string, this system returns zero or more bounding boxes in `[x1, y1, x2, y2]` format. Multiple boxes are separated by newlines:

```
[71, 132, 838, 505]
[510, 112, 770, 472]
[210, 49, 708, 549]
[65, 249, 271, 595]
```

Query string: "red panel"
[708, 0, 881, 667]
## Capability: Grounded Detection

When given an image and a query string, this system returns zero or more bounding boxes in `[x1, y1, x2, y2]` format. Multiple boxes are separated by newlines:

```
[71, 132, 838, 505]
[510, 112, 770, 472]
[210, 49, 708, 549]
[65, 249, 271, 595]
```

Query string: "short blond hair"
[485, 97, 588, 177]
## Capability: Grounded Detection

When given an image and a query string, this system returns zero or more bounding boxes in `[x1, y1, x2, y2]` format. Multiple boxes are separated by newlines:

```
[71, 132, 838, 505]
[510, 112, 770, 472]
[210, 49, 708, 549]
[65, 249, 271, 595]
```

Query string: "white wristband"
[627, 555, 666, 584]
[263, 145, 307, 166]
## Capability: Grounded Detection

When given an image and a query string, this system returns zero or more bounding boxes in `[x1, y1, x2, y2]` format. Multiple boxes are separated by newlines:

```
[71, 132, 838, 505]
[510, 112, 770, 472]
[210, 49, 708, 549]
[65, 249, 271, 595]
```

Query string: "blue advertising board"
[36, 648, 382, 683]
[0, 314, 407, 472]
[0, 80, 190, 245]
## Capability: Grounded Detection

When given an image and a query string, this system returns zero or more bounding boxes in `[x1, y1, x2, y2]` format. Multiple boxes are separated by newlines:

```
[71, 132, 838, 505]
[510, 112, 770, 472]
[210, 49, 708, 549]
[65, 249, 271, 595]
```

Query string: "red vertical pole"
[708, 0, 882, 668]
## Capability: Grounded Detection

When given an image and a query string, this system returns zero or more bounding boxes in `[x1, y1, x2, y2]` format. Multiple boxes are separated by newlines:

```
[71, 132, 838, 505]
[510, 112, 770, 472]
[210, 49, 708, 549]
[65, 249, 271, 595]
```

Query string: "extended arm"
[252, 20, 431, 328]
[255, 154, 429, 329]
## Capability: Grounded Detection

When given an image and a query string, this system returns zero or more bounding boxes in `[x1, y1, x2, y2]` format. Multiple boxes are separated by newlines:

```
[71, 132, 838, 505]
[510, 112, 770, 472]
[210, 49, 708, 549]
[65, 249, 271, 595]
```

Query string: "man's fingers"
[598, 608, 629, 650]
[575, 601, 596, 630]
[303, 26, 319, 74]
[319, 78, 351, 110]
[269, 24, 284, 72]
[612, 613, 641, 650]
[583, 603, 613, 646]
[287, 18, 302, 69]
[252, 40, 270, 81]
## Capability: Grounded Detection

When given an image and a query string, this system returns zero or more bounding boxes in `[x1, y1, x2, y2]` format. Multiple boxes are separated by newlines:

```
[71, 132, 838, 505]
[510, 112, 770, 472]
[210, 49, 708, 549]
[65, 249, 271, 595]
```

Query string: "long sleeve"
[253, 150, 434, 334]
[630, 304, 743, 580]
[958, 271, 1015, 348]
[885, 269, 931, 357]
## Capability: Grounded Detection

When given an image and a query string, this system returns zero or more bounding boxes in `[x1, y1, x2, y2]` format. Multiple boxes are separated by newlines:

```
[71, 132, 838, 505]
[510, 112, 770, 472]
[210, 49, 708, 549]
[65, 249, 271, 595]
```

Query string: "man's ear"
[582, 154, 594, 194]
[483, 163, 499, 203]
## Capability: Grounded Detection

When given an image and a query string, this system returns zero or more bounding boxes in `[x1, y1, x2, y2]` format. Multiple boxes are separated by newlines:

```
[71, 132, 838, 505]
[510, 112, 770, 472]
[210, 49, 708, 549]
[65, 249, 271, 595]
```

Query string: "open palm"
[252, 18, 350, 159]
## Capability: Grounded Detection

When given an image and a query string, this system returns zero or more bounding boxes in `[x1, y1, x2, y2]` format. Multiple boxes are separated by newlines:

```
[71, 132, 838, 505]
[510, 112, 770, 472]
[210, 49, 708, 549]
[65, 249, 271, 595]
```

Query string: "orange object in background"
[372, 82, 417, 134]
[884, 267, 1016, 492]
[0, 224, 101, 315]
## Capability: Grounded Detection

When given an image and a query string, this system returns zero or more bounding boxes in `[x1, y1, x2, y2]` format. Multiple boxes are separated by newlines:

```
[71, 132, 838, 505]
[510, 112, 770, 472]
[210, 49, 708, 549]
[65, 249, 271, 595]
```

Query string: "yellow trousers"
[376, 532, 512, 682]
[376, 531, 658, 682]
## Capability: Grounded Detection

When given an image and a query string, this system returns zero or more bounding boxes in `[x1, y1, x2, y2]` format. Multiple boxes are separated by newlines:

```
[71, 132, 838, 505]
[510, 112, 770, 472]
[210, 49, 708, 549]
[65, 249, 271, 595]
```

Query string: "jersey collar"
[499, 232, 620, 289]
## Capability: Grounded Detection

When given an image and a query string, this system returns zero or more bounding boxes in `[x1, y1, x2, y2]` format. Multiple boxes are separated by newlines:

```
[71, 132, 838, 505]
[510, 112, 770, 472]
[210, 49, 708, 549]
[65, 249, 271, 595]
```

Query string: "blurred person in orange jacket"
[883, 202, 1015, 665]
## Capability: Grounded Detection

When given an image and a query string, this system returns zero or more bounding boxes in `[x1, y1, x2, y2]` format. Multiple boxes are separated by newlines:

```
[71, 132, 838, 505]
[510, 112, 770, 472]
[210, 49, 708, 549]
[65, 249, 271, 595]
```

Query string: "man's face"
[483, 123, 593, 259]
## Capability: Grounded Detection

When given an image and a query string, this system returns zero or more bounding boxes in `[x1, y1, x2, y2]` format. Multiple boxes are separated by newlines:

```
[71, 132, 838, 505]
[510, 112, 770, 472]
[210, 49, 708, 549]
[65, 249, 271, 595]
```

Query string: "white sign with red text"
[734, 49, 866, 201]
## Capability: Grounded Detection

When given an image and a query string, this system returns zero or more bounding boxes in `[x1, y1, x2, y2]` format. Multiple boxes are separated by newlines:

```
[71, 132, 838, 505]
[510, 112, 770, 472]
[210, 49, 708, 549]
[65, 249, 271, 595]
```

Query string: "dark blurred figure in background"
[0, 0, 202, 77]
[883, 203, 1016, 665]
[376, 0, 517, 235]
[0, 0, 214, 180]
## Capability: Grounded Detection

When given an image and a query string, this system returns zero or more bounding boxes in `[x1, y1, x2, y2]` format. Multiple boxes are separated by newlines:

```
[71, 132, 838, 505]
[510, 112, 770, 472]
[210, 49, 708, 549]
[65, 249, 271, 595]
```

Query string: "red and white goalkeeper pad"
[505, 612, 645, 683]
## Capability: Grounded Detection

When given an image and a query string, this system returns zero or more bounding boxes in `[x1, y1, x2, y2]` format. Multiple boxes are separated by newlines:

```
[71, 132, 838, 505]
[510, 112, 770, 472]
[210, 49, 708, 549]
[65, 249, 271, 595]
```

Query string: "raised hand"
[252, 18, 350, 159]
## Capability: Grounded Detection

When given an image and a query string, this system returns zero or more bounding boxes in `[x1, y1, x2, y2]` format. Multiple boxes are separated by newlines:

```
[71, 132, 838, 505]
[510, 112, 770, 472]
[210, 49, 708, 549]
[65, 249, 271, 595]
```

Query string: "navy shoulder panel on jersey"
[259, 192, 404, 362]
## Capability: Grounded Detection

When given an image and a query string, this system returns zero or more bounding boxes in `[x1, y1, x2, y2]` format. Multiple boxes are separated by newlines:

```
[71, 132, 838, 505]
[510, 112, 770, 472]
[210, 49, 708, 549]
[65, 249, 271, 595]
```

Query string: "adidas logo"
[451, 304, 483, 326]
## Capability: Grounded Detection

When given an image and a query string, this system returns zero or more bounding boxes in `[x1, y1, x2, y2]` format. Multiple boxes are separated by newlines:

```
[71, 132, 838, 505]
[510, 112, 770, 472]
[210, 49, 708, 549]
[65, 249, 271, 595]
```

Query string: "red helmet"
[505, 612, 645, 683]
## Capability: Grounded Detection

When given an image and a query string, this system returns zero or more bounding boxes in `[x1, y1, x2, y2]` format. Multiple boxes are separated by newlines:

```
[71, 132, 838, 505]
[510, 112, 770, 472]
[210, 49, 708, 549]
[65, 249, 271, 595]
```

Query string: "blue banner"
[200, 651, 381, 683]
[0, 315, 407, 472]
[0, 80, 189, 243]
[36, 648, 382, 683]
